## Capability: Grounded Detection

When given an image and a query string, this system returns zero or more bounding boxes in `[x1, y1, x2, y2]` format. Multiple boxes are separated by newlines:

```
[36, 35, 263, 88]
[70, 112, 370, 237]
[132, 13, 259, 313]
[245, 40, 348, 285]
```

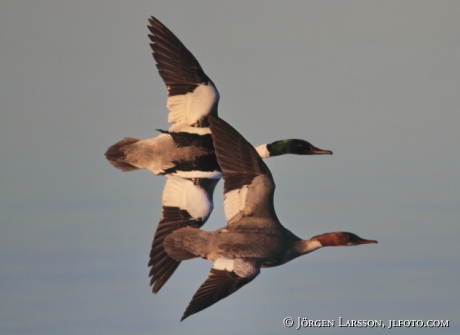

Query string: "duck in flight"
[105, 16, 332, 294]
[164, 114, 377, 321]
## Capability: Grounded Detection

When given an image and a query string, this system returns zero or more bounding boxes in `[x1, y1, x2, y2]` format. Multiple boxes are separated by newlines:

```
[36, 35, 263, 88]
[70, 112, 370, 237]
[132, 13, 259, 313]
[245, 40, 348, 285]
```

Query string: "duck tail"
[105, 137, 140, 171]
[164, 227, 207, 261]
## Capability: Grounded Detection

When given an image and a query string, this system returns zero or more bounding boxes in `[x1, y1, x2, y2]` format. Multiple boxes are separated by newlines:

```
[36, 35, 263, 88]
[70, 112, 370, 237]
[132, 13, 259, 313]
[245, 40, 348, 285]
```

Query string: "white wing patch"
[212, 257, 234, 272]
[213, 258, 261, 279]
[167, 83, 219, 134]
[162, 175, 213, 220]
[223, 185, 249, 224]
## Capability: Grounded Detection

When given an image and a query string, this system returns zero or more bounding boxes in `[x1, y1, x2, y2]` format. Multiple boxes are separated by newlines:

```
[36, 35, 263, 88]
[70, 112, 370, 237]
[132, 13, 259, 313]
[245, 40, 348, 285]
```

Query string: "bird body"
[106, 132, 219, 177]
[163, 115, 377, 321]
[105, 16, 332, 294]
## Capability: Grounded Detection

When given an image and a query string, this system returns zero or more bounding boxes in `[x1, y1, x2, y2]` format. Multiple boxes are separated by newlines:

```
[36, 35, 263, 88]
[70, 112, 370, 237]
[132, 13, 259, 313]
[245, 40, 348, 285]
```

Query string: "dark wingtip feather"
[146, 15, 210, 96]
[151, 261, 180, 294]
[180, 268, 255, 321]
[148, 205, 207, 293]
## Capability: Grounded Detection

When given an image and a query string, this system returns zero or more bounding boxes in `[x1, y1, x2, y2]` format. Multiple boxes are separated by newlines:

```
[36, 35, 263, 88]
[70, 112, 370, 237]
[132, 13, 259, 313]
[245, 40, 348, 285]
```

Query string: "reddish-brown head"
[314, 232, 377, 247]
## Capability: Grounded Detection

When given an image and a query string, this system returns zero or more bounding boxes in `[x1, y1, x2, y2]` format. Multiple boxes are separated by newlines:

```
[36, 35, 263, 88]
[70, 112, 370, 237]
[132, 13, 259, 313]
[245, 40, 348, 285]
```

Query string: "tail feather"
[105, 137, 140, 171]
[164, 227, 207, 261]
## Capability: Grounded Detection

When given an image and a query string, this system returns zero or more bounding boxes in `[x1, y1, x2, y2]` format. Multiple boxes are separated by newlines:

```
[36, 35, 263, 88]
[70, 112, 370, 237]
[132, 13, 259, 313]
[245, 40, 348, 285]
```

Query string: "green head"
[266, 139, 333, 157]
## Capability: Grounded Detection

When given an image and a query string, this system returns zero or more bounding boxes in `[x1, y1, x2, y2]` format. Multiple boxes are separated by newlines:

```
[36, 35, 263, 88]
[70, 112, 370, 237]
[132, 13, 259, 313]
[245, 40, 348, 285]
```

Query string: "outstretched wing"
[180, 258, 260, 321]
[208, 115, 281, 228]
[148, 16, 219, 134]
[149, 176, 218, 293]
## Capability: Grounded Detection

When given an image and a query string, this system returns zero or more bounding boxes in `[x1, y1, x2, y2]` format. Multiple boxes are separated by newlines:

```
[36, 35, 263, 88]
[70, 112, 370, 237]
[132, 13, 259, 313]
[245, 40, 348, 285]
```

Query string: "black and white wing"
[208, 115, 281, 228]
[148, 16, 219, 134]
[149, 176, 218, 293]
[180, 258, 260, 321]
